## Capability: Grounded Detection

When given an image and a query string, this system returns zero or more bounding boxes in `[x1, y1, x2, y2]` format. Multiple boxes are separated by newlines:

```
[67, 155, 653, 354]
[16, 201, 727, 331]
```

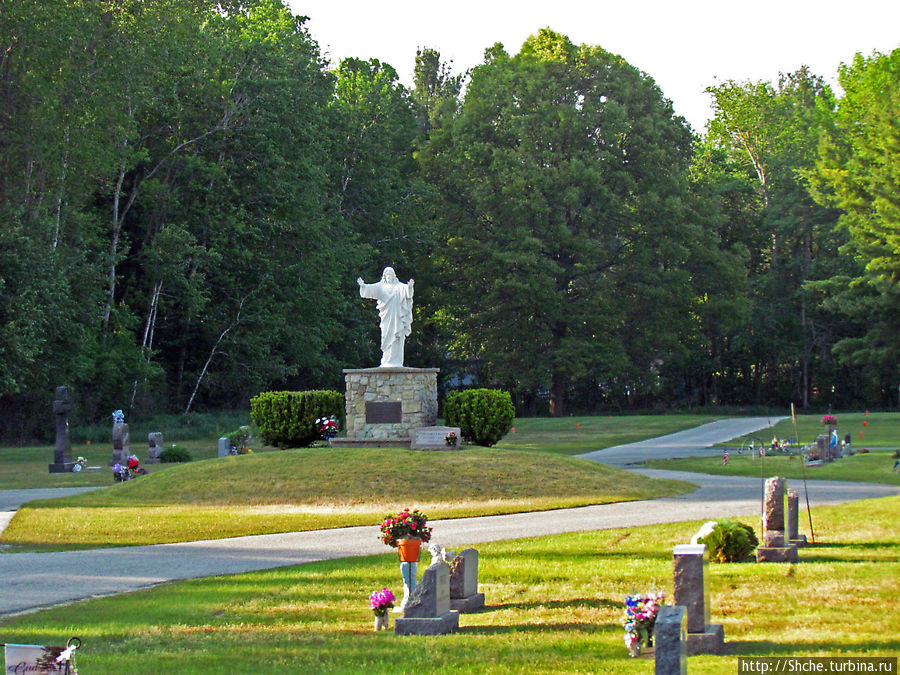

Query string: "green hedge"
[250, 390, 344, 448]
[443, 389, 514, 447]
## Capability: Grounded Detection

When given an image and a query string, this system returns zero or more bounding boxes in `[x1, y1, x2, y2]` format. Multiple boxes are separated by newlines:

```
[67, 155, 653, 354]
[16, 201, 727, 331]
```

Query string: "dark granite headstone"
[48, 386, 75, 473]
[654, 605, 688, 675]
[757, 476, 798, 562]
[110, 422, 130, 465]
[673, 544, 724, 654]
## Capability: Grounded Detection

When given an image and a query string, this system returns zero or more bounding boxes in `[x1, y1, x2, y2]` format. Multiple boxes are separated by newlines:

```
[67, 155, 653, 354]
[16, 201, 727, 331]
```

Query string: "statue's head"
[381, 267, 397, 283]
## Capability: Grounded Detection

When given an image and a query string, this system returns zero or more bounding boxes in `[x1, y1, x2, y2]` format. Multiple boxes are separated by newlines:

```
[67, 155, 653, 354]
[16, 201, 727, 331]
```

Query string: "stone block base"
[756, 545, 798, 562]
[344, 367, 438, 441]
[450, 593, 485, 613]
[48, 462, 74, 473]
[394, 611, 459, 635]
[686, 624, 725, 655]
[789, 535, 808, 547]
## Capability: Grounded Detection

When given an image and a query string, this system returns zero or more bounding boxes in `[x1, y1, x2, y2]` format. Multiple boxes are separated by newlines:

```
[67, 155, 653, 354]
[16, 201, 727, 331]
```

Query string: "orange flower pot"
[397, 537, 422, 562]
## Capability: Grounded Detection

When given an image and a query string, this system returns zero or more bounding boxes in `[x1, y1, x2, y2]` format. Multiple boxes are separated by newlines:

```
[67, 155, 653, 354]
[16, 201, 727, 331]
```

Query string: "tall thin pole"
[792, 403, 815, 544]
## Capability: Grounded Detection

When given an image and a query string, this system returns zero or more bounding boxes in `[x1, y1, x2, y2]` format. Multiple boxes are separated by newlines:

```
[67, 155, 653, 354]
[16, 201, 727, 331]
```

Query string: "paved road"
[577, 416, 786, 466]
[0, 419, 896, 617]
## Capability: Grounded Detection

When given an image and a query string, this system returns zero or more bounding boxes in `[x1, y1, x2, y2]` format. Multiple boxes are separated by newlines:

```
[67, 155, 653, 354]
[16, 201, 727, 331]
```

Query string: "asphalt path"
[0, 419, 896, 617]
[576, 416, 787, 466]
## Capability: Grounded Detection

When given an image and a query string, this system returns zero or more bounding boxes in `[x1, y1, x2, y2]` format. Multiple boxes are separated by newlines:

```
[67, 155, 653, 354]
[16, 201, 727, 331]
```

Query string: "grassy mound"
[2, 447, 692, 548]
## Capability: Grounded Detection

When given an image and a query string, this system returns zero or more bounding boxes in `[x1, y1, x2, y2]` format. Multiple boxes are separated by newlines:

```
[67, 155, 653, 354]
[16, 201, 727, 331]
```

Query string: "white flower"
[691, 520, 718, 545]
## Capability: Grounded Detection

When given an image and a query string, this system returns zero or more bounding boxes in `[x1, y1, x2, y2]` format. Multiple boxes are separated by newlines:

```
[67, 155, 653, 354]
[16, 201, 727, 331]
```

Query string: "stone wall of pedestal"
[343, 367, 439, 441]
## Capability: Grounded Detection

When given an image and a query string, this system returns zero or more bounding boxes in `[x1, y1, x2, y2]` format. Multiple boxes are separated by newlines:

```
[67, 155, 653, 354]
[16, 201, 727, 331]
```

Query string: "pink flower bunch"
[821, 414, 838, 425]
[378, 508, 433, 548]
[369, 588, 395, 616]
[623, 590, 667, 651]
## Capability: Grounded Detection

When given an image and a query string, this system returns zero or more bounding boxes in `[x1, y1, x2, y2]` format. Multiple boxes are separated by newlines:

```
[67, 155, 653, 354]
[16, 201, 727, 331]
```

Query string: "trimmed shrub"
[699, 519, 759, 562]
[443, 389, 514, 447]
[159, 445, 193, 463]
[250, 390, 344, 448]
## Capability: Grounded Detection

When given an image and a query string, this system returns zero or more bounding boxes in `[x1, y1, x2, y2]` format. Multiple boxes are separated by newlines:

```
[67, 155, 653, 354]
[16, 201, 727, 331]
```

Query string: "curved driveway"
[1, 419, 896, 617]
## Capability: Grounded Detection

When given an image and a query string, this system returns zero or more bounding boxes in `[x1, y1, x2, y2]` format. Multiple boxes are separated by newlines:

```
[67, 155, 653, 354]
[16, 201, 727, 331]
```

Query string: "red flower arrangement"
[378, 508, 433, 548]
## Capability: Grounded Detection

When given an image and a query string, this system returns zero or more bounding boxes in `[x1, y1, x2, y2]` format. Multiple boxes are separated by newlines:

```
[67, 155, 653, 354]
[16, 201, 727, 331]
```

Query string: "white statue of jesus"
[357, 267, 414, 368]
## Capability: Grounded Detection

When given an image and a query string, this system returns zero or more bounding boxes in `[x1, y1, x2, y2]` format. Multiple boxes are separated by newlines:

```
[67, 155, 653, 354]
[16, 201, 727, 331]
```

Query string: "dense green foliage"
[810, 50, 900, 398]
[159, 445, 192, 463]
[0, 1, 895, 442]
[444, 389, 515, 446]
[249, 390, 344, 447]
[699, 519, 759, 562]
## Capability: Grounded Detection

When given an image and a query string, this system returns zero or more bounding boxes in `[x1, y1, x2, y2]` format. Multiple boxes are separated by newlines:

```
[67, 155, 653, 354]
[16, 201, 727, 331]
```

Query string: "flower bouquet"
[72, 457, 87, 473]
[316, 415, 339, 440]
[821, 414, 838, 425]
[623, 590, 667, 657]
[445, 431, 458, 447]
[370, 588, 395, 631]
[378, 508, 432, 548]
[112, 463, 130, 482]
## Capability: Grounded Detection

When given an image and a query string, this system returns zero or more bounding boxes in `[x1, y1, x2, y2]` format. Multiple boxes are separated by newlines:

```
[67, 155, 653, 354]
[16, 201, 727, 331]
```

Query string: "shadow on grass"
[485, 597, 621, 613]
[727, 639, 900, 655]
[459, 620, 614, 635]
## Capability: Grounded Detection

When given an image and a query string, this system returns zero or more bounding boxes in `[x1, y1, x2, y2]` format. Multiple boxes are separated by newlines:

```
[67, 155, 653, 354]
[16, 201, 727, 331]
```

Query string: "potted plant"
[379, 508, 432, 561]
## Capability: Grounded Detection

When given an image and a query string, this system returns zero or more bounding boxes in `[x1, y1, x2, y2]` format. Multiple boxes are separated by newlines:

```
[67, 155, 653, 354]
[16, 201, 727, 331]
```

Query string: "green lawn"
[1, 496, 896, 674]
[1, 447, 692, 549]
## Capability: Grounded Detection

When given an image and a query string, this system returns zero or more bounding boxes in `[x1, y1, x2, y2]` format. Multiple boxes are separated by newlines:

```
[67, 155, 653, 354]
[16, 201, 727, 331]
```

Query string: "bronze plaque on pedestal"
[366, 401, 402, 424]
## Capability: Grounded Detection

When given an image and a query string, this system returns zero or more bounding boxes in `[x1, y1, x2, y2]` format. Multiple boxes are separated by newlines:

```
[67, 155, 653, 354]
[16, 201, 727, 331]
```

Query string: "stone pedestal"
[673, 544, 724, 655]
[757, 476, 798, 562]
[394, 562, 459, 635]
[449, 548, 485, 612]
[110, 422, 131, 466]
[816, 434, 832, 462]
[787, 489, 807, 547]
[340, 367, 438, 443]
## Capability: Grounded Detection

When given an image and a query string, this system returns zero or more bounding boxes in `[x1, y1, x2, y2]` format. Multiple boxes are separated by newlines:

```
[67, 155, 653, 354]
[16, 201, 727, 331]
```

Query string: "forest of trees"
[1, 0, 898, 441]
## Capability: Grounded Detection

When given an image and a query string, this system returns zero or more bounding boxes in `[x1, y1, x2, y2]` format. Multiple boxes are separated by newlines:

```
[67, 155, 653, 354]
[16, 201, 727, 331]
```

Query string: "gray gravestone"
[654, 605, 688, 675]
[411, 426, 462, 451]
[756, 476, 798, 562]
[449, 548, 485, 612]
[147, 432, 163, 463]
[673, 544, 724, 654]
[218, 437, 230, 458]
[394, 562, 459, 635]
[48, 386, 75, 473]
[786, 489, 807, 546]
[110, 422, 130, 466]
